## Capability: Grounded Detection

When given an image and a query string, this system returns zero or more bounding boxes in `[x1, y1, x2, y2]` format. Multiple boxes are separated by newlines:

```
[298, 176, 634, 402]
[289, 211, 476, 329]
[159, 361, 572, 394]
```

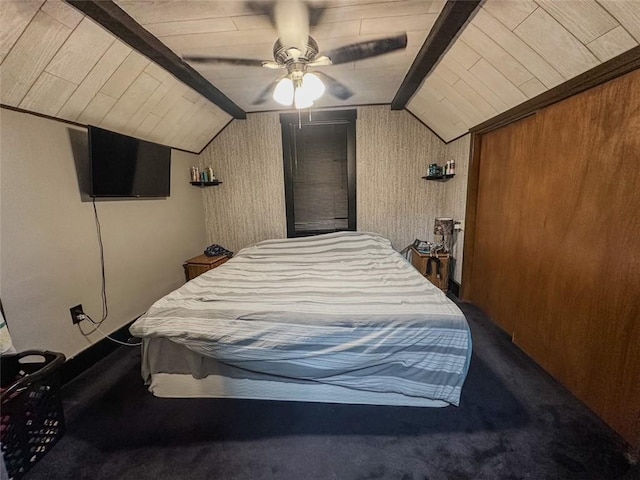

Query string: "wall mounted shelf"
[422, 174, 455, 182]
[190, 181, 222, 187]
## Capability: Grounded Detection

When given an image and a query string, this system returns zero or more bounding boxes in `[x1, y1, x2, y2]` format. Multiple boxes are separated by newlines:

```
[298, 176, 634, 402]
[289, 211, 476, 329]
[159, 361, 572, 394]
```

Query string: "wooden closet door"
[467, 114, 541, 336]
[466, 69, 640, 446]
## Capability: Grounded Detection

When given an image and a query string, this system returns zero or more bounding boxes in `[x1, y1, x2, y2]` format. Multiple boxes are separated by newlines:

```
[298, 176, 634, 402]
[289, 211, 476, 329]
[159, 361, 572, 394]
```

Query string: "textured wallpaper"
[199, 112, 287, 253]
[198, 106, 470, 281]
[444, 134, 471, 282]
[357, 107, 447, 251]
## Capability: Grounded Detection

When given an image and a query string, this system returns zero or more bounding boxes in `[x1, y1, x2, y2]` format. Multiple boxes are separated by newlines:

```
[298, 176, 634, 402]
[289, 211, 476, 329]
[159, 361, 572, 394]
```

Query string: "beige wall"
[0, 108, 207, 358]
[199, 106, 470, 282]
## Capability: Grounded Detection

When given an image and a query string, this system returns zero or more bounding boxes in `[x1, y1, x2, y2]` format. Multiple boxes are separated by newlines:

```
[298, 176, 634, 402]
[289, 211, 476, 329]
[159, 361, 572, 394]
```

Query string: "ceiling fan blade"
[246, 1, 325, 27]
[252, 77, 282, 105]
[245, 1, 275, 20]
[322, 33, 408, 65]
[308, 3, 326, 27]
[307, 55, 332, 67]
[313, 71, 353, 100]
[262, 61, 286, 69]
[274, 0, 309, 53]
[183, 55, 268, 67]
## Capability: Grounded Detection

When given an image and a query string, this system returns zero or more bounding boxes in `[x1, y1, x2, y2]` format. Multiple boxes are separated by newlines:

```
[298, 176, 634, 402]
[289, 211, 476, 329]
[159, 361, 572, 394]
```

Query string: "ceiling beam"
[391, 0, 482, 110]
[65, 0, 246, 119]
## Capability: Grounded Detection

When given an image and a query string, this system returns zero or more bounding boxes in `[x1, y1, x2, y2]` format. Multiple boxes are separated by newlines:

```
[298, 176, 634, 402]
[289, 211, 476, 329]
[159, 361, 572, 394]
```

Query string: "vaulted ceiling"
[115, 0, 441, 111]
[1, 0, 639, 152]
[409, 0, 640, 140]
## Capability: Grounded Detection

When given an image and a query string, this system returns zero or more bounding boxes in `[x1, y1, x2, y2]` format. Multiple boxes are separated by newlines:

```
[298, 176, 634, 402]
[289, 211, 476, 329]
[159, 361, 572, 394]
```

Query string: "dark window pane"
[293, 124, 348, 233]
[280, 110, 357, 238]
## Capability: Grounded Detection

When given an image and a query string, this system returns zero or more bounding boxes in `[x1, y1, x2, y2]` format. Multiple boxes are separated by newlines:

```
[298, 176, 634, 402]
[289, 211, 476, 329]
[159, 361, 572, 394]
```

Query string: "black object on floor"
[27, 302, 636, 480]
[1, 351, 66, 479]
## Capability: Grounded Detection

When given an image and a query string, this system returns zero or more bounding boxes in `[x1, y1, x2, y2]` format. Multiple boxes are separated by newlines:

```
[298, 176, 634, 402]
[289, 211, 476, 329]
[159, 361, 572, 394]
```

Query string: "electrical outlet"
[70, 304, 85, 324]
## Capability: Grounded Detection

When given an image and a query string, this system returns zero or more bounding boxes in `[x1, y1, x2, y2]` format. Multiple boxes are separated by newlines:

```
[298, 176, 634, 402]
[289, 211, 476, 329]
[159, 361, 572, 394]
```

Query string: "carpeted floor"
[27, 301, 637, 480]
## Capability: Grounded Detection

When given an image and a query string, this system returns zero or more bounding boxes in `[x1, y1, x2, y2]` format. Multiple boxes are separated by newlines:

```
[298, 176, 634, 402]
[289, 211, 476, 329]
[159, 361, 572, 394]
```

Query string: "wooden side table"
[410, 247, 450, 291]
[183, 254, 229, 282]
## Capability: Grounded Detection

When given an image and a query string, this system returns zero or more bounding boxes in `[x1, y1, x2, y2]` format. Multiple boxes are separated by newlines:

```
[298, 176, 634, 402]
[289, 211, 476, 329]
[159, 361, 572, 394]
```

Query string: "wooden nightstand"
[410, 247, 450, 291]
[183, 254, 229, 282]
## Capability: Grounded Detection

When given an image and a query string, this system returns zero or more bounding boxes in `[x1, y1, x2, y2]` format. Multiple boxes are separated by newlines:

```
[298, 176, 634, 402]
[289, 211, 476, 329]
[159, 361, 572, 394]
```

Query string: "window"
[280, 110, 357, 237]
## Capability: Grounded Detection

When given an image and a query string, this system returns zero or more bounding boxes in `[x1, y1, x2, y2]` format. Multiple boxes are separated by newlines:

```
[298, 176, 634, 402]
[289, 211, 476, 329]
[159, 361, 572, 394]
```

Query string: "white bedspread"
[130, 232, 472, 405]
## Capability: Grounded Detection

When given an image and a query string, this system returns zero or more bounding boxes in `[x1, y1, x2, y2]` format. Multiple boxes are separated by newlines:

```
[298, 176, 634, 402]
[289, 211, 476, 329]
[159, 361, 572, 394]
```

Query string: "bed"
[129, 232, 472, 407]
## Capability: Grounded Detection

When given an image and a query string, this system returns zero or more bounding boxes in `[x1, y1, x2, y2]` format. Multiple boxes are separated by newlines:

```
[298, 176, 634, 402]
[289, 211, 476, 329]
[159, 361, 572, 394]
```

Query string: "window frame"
[279, 109, 357, 237]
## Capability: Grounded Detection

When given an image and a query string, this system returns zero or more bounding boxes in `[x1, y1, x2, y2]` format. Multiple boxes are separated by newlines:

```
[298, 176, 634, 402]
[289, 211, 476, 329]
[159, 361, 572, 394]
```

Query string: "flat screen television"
[89, 126, 171, 198]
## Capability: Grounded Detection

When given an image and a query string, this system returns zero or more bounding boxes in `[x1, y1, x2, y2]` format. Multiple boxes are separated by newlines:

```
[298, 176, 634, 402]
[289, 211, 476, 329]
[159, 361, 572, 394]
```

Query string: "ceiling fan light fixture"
[294, 85, 314, 109]
[301, 72, 325, 101]
[274, 71, 325, 109]
[273, 77, 294, 105]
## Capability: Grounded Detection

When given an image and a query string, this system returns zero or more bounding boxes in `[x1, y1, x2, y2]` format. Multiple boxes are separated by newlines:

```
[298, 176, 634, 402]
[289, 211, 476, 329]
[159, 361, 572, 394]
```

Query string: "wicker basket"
[1, 350, 66, 480]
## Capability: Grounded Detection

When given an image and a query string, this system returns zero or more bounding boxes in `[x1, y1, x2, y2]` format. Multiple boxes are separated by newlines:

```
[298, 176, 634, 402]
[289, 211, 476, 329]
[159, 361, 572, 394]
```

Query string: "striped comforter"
[130, 232, 472, 405]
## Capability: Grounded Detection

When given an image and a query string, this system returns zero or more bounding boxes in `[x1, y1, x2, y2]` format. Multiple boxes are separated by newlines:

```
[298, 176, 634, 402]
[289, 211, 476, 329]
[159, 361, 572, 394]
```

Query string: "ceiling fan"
[182, 0, 408, 109]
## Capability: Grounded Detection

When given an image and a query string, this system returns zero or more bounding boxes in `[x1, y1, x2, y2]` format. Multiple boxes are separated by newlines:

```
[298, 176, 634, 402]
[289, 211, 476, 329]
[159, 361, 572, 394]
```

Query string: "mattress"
[143, 338, 447, 406]
[130, 232, 472, 406]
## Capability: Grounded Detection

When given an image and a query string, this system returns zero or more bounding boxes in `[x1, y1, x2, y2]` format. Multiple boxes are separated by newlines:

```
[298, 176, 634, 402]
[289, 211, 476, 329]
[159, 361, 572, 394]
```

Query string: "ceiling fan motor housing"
[273, 36, 319, 65]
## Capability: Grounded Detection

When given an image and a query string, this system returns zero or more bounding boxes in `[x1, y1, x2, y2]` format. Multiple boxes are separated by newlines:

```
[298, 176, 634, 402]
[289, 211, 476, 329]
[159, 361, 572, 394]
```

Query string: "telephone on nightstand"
[204, 244, 233, 258]
[412, 239, 445, 255]
[413, 239, 429, 251]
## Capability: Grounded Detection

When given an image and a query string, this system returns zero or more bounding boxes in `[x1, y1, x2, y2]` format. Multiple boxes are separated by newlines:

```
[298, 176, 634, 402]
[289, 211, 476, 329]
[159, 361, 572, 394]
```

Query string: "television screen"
[89, 126, 171, 197]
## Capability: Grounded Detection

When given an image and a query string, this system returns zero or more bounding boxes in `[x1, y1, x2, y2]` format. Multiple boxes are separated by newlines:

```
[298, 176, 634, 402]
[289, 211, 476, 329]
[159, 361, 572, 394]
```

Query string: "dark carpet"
[27, 301, 637, 480]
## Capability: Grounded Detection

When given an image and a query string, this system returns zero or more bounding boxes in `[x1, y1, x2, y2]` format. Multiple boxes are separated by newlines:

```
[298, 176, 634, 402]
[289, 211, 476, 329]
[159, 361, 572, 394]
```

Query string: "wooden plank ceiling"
[0, 0, 232, 152]
[1, 0, 639, 150]
[114, 0, 444, 110]
[408, 0, 640, 141]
